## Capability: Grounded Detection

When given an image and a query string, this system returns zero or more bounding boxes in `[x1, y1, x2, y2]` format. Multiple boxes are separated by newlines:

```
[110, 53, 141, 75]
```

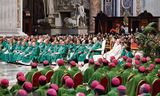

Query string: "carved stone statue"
[43, 0, 54, 17]
[63, 3, 86, 28]
[64, 17, 77, 28]
[76, 3, 86, 27]
[43, 0, 54, 24]
[47, 0, 54, 15]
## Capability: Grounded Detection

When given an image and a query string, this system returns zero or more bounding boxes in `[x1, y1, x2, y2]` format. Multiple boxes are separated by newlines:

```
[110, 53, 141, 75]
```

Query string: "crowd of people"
[0, 34, 105, 65]
[0, 33, 138, 65]
[0, 34, 160, 96]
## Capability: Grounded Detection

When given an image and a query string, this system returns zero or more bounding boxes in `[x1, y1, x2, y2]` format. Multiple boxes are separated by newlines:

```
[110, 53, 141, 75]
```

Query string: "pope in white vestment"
[104, 39, 124, 61]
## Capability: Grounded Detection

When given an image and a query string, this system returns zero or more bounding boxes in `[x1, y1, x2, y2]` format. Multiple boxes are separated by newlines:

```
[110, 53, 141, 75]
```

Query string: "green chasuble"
[88, 71, 103, 86]
[154, 65, 160, 74]
[58, 87, 75, 96]
[76, 85, 88, 95]
[121, 48, 126, 57]
[145, 72, 157, 85]
[40, 66, 53, 75]
[51, 45, 67, 62]
[68, 67, 80, 78]
[2, 44, 14, 62]
[87, 90, 95, 96]
[38, 42, 45, 53]
[51, 66, 67, 87]
[16, 45, 33, 61]
[58, 87, 67, 96]
[88, 41, 102, 58]
[33, 85, 49, 96]
[25, 68, 38, 82]
[83, 65, 94, 83]
[21, 46, 40, 63]
[13, 44, 27, 62]
[126, 51, 134, 58]
[65, 88, 76, 96]
[66, 44, 76, 61]
[10, 84, 22, 95]
[68, 44, 81, 61]
[78, 45, 89, 62]
[107, 68, 120, 93]
[121, 68, 132, 85]
[126, 73, 144, 96]
[12, 43, 21, 59]
[0, 86, 12, 96]
[38, 43, 51, 62]
[121, 48, 134, 58]
[107, 88, 118, 96]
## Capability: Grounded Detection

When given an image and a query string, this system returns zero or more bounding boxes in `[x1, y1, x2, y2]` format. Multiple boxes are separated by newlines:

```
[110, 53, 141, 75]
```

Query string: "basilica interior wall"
[141, 0, 160, 16]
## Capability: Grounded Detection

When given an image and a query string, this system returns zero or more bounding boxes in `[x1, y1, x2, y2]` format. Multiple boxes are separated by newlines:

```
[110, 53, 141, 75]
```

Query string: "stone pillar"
[158, 19, 160, 31]
[133, 0, 137, 16]
[117, 0, 121, 16]
[89, 0, 101, 33]
[47, 0, 55, 25]
[101, 0, 104, 12]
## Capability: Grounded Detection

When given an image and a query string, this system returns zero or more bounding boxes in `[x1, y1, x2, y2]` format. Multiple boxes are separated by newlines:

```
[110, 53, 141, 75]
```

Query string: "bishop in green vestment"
[40, 60, 53, 75]
[10, 76, 26, 95]
[25, 62, 38, 82]
[33, 76, 49, 96]
[126, 66, 146, 96]
[51, 59, 67, 87]
[0, 79, 12, 96]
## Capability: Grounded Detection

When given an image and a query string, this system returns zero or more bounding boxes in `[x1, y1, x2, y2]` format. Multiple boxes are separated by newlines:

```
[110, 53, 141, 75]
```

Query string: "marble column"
[47, 0, 55, 24]
[117, 0, 121, 16]
[89, 0, 101, 33]
[133, 0, 137, 16]
[101, 0, 104, 12]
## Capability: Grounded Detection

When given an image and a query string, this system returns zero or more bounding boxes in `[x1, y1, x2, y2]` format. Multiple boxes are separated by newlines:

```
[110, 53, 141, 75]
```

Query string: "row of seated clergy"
[0, 38, 102, 65]
[2, 56, 160, 96]
[25, 60, 80, 87]
[2, 74, 153, 96]
[2, 73, 154, 96]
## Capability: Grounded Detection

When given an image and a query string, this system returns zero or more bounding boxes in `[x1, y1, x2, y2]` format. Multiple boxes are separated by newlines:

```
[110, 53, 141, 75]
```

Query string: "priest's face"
[77, 40, 80, 44]
[17, 41, 21, 45]
[22, 42, 26, 46]
[32, 42, 36, 47]
[51, 42, 55, 45]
